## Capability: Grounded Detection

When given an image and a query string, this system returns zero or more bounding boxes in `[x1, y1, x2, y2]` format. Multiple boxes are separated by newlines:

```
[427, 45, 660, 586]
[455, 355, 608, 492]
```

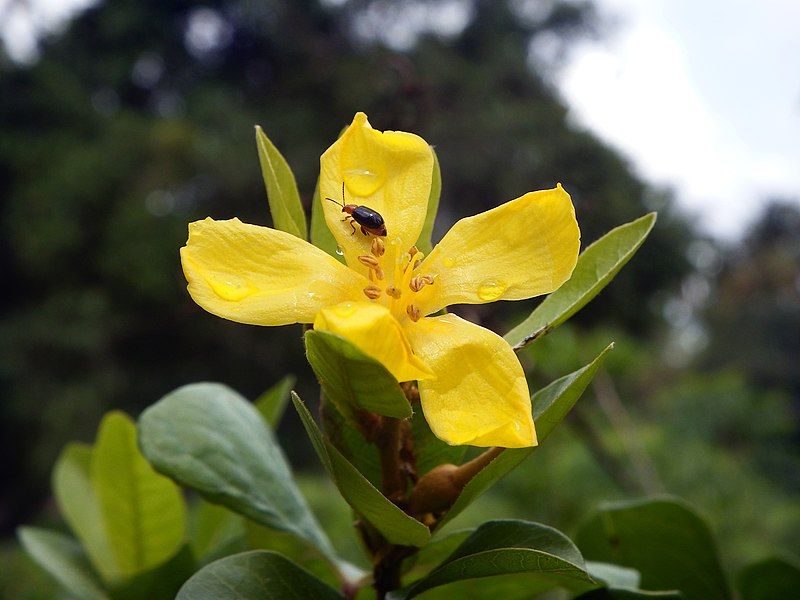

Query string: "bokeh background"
[1, 0, 798, 595]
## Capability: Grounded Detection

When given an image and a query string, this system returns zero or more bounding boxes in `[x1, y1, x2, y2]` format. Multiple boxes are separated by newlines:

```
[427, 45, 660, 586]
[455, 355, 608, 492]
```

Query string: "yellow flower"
[180, 113, 580, 448]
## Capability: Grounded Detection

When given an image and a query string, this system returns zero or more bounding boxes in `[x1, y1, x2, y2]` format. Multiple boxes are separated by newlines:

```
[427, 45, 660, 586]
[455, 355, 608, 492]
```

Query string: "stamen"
[409, 276, 423, 292]
[409, 246, 419, 258]
[371, 237, 386, 257]
[374, 266, 385, 280]
[406, 304, 421, 322]
[386, 286, 402, 299]
[363, 285, 382, 300]
[358, 255, 380, 268]
[413, 258, 422, 270]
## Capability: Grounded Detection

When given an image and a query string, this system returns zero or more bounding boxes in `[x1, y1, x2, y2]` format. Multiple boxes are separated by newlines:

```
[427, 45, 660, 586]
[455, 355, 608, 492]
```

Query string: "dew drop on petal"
[332, 302, 357, 317]
[335, 245, 344, 256]
[443, 256, 456, 268]
[344, 168, 383, 196]
[208, 274, 255, 301]
[477, 279, 507, 301]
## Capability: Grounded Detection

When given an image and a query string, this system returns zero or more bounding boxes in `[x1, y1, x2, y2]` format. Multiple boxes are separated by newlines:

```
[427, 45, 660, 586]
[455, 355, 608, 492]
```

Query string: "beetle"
[326, 182, 387, 237]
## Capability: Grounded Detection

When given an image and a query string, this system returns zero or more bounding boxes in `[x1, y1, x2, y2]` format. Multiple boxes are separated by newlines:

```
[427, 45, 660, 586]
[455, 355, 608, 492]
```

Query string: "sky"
[556, 0, 800, 238]
[2, 0, 798, 239]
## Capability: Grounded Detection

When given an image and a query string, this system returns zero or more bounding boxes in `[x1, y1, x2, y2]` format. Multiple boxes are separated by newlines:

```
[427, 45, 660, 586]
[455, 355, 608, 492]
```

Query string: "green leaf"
[505, 213, 656, 348]
[255, 125, 307, 239]
[305, 330, 412, 419]
[321, 396, 382, 487]
[576, 497, 731, 600]
[189, 501, 247, 564]
[587, 562, 641, 590]
[417, 148, 441, 254]
[91, 411, 187, 578]
[177, 550, 343, 599]
[109, 546, 196, 600]
[52, 443, 118, 581]
[18, 527, 109, 600]
[254, 375, 296, 428]
[310, 179, 343, 261]
[138, 383, 337, 562]
[392, 520, 593, 599]
[575, 590, 684, 599]
[738, 556, 800, 600]
[292, 392, 431, 547]
[410, 406, 466, 477]
[436, 344, 612, 530]
[402, 529, 473, 582]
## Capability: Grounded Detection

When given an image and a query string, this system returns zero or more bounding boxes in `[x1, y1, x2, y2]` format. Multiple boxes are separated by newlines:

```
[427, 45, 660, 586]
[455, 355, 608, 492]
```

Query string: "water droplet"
[332, 302, 357, 317]
[443, 256, 456, 268]
[335, 245, 344, 256]
[208, 274, 255, 301]
[477, 279, 507, 301]
[344, 167, 384, 196]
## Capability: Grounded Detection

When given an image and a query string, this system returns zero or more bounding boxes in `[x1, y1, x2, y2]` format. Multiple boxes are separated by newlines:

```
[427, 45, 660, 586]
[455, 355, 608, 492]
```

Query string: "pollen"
[371, 237, 386, 257]
[406, 304, 421, 322]
[386, 285, 402, 299]
[363, 284, 382, 300]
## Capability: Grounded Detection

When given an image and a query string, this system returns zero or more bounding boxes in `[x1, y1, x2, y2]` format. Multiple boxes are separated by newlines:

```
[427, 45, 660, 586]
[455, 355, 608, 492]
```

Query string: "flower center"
[358, 237, 436, 323]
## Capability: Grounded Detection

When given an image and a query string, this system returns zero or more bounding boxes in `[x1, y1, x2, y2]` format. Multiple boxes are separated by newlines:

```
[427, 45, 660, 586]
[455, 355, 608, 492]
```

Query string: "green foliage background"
[0, 0, 797, 595]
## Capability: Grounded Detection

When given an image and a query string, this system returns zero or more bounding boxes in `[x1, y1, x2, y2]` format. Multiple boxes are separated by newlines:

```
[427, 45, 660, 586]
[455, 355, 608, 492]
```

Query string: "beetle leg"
[361, 225, 369, 236]
[348, 218, 356, 235]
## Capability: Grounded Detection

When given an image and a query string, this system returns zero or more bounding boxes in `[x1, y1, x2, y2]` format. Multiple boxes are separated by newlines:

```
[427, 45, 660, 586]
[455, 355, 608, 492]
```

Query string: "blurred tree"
[0, 0, 693, 533]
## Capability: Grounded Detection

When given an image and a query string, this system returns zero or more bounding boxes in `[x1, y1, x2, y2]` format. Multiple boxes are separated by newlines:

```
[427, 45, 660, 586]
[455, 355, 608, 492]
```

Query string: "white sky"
[557, 0, 800, 238]
[3, 0, 799, 238]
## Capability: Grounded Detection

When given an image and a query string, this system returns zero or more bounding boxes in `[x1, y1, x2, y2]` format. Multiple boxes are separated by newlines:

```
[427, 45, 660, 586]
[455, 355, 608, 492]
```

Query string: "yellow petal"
[319, 113, 434, 277]
[314, 301, 433, 382]
[416, 185, 580, 314]
[181, 218, 367, 326]
[406, 314, 536, 448]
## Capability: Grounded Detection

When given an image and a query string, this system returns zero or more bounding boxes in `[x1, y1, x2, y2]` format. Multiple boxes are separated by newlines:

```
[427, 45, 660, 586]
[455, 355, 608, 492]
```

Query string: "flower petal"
[181, 217, 367, 326]
[406, 314, 536, 448]
[314, 301, 433, 383]
[416, 185, 580, 314]
[320, 113, 434, 276]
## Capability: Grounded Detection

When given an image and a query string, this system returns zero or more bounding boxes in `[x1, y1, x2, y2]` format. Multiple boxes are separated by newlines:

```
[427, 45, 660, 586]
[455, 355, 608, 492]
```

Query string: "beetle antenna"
[325, 196, 344, 208]
[341, 181, 346, 204]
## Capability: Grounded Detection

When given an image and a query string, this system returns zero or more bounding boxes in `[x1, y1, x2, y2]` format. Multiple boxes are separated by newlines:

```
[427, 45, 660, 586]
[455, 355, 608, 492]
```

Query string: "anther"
[363, 285, 382, 300]
[358, 255, 380, 268]
[406, 304, 421, 322]
[374, 266, 385, 280]
[409, 276, 424, 292]
[386, 286, 402, 299]
[413, 259, 422, 270]
[371, 237, 386, 257]
[409, 246, 419, 258]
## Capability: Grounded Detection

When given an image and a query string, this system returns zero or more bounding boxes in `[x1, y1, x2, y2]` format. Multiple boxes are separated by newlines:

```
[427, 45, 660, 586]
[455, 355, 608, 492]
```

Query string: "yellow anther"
[409, 246, 419, 258]
[371, 237, 386, 257]
[363, 285, 382, 300]
[386, 286, 402, 299]
[413, 258, 422, 270]
[420, 275, 435, 285]
[409, 276, 424, 292]
[374, 266, 385, 280]
[358, 254, 380, 268]
[406, 304, 421, 322]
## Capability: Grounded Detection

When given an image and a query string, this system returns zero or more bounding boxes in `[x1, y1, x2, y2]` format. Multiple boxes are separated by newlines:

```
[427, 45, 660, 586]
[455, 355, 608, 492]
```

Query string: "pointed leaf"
[310, 179, 343, 261]
[254, 375, 296, 428]
[305, 330, 412, 419]
[738, 556, 800, 600]
[138, 383, 337, 562]
[436, 344, 613, 530]
[392, 520, 593, 599]
[18, 527, 109, 600]
[52, 443, 118, 581]
[177, 550, 342, 600]
[255, 125, 307, 239]
[506, 213, 656, 348]
[576, 497, 731, 600]
[292, 392, 431, 547]
[417, 148, 441, 254]
[92, 411, 187, 578]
